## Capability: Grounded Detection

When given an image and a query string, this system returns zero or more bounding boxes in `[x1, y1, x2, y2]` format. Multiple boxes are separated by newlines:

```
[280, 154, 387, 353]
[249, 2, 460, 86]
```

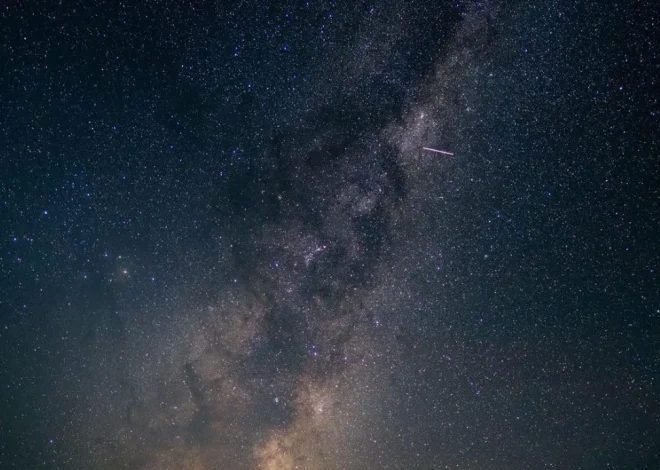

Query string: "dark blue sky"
[1, 1, 659, 468]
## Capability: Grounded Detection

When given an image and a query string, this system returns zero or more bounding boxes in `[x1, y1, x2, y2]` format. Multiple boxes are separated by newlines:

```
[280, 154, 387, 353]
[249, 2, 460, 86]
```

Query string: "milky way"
[1, 0, 659, 468]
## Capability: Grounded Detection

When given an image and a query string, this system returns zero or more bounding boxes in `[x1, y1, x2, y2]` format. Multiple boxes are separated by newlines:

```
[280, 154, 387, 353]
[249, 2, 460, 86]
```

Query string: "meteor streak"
[423, 147, 454, 156]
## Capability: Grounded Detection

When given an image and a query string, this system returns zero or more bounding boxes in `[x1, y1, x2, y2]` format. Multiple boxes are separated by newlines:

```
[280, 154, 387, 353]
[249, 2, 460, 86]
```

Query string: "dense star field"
[1, 1, 659, 468]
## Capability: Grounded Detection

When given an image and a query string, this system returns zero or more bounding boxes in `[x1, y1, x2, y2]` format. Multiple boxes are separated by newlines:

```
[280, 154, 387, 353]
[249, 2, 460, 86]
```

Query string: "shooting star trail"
[423, 147, 454, 156]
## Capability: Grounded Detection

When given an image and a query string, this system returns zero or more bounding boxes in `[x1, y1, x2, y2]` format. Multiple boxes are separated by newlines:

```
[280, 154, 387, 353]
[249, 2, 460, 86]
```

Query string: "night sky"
[1, 1, 659, 469]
